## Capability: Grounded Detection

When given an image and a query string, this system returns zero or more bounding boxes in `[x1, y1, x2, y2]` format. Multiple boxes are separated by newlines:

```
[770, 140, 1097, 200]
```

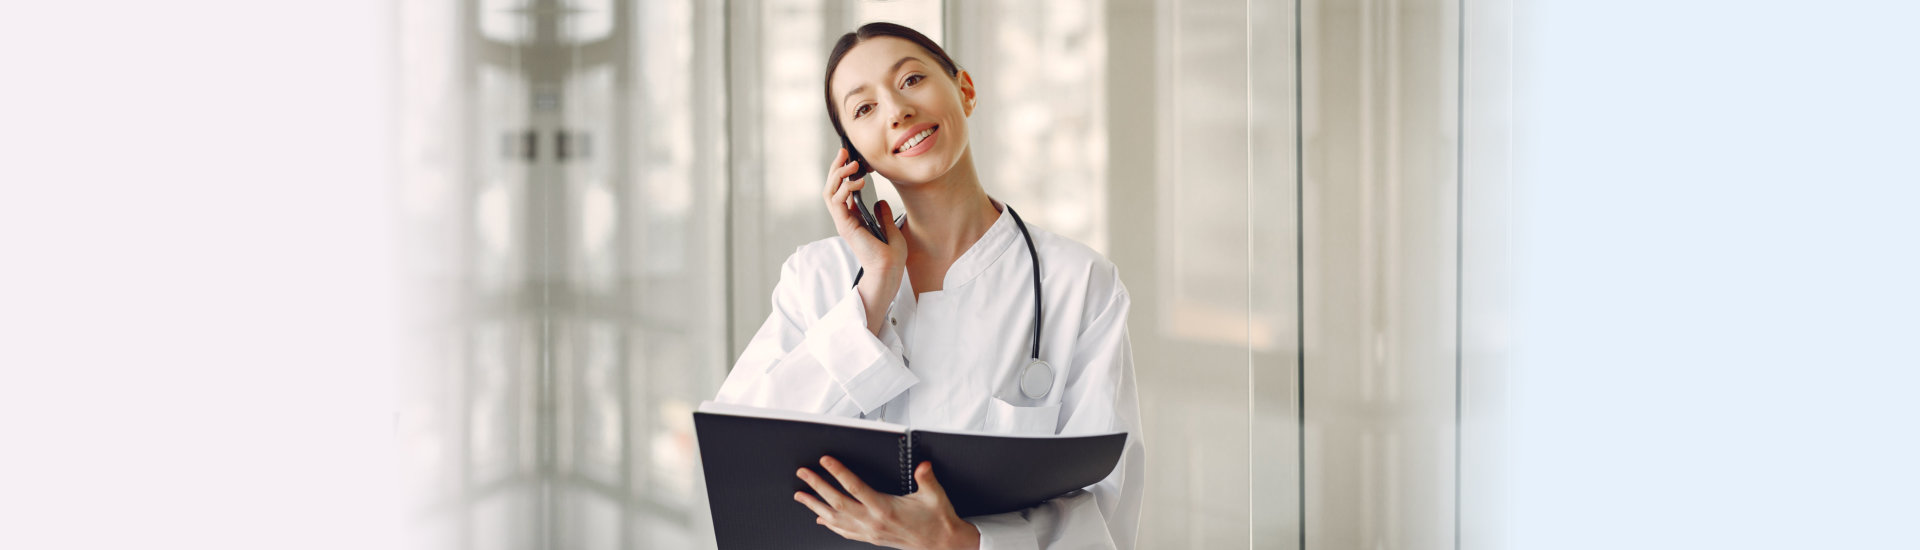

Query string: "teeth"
[898, 127, 935, 152]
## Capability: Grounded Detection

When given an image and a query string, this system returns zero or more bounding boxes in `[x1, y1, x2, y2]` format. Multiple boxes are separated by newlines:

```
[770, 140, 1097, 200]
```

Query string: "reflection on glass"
[567, 322, 620, 485]
[468, 322, 523, 485]
[570, 0, 614, 43]
[481, 0, 529, 44]
[1301, 0, 1461, 548]
[472, 489, 528, 550]
[565, 60, 616, 292]
[756, 0, 831, 220]
[398, 0, 733, 548]
[571, 491, 619, 550]
[476, 61, 528, 293]
[950, 0, 1108, 251]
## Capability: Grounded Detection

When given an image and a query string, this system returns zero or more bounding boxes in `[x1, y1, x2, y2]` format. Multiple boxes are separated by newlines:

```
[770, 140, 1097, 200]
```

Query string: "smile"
[894, 125, 939, 156]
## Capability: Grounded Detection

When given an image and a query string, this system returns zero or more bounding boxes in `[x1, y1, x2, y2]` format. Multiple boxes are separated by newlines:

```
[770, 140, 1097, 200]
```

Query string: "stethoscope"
[850, 205, 1053, 400]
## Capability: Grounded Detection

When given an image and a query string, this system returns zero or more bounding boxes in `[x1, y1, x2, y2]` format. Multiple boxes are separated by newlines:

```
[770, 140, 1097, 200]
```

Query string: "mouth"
[892, 124, 940, 157]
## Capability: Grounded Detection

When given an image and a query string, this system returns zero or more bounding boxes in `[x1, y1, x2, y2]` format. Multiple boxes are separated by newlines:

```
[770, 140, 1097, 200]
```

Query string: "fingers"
[819, 456, 882, 504]
[829, 179, 864, 233]
[797, 467, 856, 511]
[824, 164, 860, 202]
[794, 490, 835, 519]
[822, 148, 859, 200]
[824, 147, 849, 189]
[831, 174, 866, 211]
[823, 149, 867, 231]
[796, 490, 869, 544]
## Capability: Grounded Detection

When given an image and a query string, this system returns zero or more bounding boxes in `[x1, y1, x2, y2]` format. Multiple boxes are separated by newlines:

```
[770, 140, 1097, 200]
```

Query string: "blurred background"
[3, 1, 1916, 550]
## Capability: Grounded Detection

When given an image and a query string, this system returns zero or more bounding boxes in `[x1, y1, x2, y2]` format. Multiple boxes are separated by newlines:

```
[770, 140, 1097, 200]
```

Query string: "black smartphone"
[839, 135, 889, 244]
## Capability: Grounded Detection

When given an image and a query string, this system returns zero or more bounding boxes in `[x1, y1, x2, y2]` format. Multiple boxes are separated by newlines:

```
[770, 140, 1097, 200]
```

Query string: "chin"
[878, 171, 927, 187]
[888, 149, 959, 184]
[891, 166, 945, 186]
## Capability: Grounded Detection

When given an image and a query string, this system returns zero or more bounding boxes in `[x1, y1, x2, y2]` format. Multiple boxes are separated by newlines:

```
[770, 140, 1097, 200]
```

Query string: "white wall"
[0, 2, 401, 549]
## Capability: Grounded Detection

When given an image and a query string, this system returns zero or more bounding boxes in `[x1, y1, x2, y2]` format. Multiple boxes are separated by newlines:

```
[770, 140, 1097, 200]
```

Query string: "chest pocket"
[987, 397, 1062, 435]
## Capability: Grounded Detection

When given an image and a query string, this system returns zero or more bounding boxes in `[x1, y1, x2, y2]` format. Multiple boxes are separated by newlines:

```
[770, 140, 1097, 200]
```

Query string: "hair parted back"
[823, 22, 963, 147]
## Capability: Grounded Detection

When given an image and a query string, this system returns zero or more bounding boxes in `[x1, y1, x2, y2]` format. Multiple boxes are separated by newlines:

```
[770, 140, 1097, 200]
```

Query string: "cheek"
[845, 126, 878, 158]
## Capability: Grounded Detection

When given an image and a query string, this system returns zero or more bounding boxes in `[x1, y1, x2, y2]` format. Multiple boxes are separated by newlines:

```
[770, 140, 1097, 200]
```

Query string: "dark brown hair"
[823, 22, 962, 173]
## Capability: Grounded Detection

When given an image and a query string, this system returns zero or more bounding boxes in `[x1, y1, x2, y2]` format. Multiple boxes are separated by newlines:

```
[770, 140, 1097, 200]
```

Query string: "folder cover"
[694, 401, 1126, 549]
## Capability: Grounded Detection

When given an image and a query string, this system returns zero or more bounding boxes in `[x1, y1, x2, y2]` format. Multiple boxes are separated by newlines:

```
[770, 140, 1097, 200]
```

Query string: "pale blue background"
[1512, 1, 1920, 547]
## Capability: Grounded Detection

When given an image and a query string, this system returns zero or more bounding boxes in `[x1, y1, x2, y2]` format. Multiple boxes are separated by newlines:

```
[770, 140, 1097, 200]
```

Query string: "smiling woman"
[711, 21, 1147, 550]
[825, 24, 973, 185]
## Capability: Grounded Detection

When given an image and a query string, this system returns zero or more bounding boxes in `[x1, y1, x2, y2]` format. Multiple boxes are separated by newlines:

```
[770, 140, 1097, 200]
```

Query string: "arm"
[714, 249, 916, 417]
[968, 272, 1146, 550]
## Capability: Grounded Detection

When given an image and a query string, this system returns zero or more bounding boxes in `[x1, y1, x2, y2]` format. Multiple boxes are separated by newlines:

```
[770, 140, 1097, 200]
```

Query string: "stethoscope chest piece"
[1019, 358, 1055, 399]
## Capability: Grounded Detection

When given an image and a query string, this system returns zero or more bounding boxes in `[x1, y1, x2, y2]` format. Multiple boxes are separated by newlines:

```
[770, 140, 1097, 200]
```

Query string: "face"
[830, 36, 975, 185]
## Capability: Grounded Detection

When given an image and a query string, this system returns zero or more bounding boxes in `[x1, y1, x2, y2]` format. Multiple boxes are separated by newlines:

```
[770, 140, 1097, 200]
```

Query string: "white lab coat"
[715, 201, 1145, 550]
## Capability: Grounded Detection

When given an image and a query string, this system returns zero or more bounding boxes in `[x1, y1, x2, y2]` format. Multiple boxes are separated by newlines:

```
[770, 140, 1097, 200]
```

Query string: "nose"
[888, 103, 913, 128]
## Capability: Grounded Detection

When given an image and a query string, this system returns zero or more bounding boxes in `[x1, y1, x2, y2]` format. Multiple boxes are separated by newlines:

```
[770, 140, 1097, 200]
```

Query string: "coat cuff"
[803, 289, 916, 414]
[970, 512, 1038, 550]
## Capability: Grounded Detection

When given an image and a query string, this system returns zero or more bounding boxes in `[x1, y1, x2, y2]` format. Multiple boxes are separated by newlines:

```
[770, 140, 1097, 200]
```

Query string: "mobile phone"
[839, 135, 889, 244]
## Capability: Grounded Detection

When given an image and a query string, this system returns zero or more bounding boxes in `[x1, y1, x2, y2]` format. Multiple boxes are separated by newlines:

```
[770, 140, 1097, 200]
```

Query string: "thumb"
[913, 461, 944, 496]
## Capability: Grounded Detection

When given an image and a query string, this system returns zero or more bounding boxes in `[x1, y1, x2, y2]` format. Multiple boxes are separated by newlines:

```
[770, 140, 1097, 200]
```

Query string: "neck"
[895, 149, 999, 260]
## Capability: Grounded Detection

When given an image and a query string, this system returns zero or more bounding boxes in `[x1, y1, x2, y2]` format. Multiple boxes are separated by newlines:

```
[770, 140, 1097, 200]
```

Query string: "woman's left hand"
[795, 456, 981, 550]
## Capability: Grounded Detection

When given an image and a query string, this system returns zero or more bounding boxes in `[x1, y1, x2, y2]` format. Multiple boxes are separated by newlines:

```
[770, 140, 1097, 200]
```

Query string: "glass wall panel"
[723, 0, 835, 350]
[946, 0, 1108, 250]
[1301, 0, 1461, 548]
[1148, 0, 1257, 546]
[1248, 0, 1306, 546]
[395, 0, 733, 548]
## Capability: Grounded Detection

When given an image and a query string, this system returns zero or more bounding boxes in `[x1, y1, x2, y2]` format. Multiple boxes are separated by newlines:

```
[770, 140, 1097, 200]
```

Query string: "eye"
[853, 103, 872, 119]
[903, 74, 924, 87]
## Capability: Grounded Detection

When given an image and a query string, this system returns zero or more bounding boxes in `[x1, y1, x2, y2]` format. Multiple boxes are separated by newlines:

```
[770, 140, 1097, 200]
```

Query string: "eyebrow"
[840, 56, 926, 110]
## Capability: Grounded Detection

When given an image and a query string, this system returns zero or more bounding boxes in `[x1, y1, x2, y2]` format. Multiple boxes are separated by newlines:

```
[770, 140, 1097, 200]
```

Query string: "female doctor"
[714, 22, 1144, 550]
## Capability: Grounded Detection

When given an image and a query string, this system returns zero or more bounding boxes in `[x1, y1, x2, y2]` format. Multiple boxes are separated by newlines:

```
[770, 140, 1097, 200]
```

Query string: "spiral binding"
[898, 432, 916, 494]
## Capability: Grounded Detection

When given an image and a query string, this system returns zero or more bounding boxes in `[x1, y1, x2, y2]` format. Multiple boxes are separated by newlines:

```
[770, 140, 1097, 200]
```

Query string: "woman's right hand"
[824, 148, 908, 336]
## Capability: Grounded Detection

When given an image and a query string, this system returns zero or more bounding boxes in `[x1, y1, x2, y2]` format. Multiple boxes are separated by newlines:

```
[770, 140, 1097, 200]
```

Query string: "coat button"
[890, 317, 897, 326]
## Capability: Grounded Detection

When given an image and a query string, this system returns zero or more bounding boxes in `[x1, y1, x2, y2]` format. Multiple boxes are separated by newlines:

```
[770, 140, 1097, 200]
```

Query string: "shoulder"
[1027, 225, 1120, 288]
[784, 236, 860, 280]
[1023, 223, 1130, 327]
[768, 236, 861, 319]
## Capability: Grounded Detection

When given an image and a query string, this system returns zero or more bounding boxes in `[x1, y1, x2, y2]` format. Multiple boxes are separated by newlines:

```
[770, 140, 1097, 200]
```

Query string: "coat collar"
[938, 198, 1021, 292]
[891, 198, 1023, 305]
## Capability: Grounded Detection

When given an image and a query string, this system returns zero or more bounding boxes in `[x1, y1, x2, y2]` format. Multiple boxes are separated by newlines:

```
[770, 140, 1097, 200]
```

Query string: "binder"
[693, 401, 1126, 549]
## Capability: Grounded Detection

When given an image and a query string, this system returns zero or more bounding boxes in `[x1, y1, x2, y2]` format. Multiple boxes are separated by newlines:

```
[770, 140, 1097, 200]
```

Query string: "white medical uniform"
[715, 200, 1145, 550]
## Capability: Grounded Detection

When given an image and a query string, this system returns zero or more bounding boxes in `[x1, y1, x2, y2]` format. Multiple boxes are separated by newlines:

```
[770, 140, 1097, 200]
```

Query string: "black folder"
[693, 401, 1126, 550]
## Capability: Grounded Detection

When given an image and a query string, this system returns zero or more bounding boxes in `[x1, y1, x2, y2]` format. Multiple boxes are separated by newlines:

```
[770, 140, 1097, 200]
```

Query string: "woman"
[715, 22, 1143, 550]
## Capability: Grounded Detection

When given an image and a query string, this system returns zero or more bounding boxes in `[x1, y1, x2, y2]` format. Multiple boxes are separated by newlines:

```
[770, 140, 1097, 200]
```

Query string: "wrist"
[862, 264, 903, 288]
[856, 273, 899, 337]
[942, 517, 980, 550]
[857, 268, 900, 305]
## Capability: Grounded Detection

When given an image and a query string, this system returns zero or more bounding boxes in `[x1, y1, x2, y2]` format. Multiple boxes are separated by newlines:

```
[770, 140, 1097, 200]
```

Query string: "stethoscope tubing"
[1006, 206, 1042, 361]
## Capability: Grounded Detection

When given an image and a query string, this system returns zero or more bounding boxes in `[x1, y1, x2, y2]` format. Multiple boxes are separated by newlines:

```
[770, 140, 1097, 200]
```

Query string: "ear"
[957, 70, 977, 117]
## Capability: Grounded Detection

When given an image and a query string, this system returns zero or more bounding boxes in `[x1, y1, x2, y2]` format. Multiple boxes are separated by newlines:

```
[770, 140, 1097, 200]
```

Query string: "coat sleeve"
[714, 249, 916, 417]
[968, 268, 1146, 550]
